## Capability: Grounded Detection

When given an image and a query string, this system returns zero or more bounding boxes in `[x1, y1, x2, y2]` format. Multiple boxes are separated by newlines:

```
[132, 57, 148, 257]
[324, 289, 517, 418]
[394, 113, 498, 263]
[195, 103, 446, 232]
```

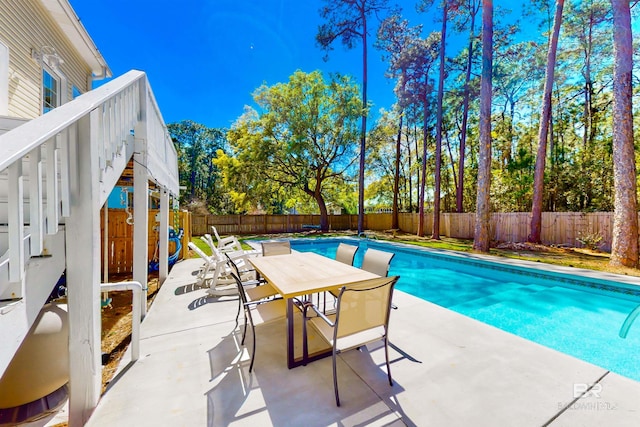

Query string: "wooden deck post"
[158, 188, 169, 284]
[65, 115, 101, 426]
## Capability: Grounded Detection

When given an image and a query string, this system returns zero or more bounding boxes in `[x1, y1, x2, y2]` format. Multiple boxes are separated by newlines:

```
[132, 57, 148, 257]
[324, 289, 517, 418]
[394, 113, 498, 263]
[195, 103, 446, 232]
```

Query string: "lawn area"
[372, 231, 640, 278]
[189, 230, 640, 278]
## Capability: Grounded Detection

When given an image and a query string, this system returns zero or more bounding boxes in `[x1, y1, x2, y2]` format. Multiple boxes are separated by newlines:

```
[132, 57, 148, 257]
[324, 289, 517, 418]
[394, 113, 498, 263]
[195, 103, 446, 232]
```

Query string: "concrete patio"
[81, 257, 639, 426]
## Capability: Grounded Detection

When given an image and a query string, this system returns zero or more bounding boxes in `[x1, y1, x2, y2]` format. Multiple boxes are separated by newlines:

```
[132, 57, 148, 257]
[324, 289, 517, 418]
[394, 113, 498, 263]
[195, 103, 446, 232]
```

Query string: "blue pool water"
[289, 237, 640, 382]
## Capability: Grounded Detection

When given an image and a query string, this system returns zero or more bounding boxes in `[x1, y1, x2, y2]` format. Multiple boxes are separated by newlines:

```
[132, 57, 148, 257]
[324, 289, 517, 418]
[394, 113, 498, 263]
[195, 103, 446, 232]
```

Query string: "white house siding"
[0, 40, 8, 115]
[0, 0, 93, 120]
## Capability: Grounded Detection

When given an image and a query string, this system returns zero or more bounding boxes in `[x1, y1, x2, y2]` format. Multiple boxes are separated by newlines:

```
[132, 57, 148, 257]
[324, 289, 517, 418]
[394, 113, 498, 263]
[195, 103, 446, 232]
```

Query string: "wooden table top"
[249, 252, 379, 298]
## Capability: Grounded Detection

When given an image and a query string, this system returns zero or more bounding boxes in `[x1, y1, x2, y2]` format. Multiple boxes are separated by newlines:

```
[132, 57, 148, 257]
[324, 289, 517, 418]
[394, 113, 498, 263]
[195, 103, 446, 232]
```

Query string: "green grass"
[188, 235, 256, 257]
[189, 230, 640, 278]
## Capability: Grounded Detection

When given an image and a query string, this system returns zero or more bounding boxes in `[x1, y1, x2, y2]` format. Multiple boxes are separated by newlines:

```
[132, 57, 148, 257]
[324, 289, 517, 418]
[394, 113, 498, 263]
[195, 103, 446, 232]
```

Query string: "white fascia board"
[38, 0, 112, 79]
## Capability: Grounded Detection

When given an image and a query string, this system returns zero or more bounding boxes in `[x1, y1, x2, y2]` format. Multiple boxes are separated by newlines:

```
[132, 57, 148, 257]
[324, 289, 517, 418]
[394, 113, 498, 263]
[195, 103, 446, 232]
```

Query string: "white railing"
[0, 70, 178, 301]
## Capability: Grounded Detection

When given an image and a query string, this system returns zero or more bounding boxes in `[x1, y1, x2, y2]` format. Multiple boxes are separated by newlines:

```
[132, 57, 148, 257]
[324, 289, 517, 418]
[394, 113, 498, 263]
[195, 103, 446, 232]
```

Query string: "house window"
[42, 68, 59, 113]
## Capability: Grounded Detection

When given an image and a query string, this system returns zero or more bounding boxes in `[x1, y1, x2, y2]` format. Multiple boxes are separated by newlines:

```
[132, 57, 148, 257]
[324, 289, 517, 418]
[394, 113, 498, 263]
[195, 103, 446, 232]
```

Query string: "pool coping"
[284, 236, 640, 295]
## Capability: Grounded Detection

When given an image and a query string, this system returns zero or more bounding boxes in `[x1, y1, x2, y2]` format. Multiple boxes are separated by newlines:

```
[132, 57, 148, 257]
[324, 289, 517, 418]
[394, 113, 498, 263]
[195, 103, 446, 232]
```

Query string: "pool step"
[448, 283, 549, 314]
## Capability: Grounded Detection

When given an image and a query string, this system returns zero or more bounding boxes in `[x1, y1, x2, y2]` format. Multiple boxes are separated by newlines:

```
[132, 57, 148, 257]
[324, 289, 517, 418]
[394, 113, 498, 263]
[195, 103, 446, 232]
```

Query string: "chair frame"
[225, 253, 279, 329]
[211, 226, 243, 252]
[303, 276, 400, 406]
[230, 271, 286, 372]
[188, 242, 256, 295]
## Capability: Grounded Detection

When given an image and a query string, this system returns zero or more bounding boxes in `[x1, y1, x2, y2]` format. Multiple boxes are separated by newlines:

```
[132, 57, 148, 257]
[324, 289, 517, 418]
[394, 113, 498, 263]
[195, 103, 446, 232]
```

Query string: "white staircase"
[0, 70, 179, 425]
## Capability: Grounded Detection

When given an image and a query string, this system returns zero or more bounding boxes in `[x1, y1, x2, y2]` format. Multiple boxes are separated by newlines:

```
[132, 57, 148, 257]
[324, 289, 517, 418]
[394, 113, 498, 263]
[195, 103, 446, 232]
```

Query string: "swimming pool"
[289, 237, 640, 382]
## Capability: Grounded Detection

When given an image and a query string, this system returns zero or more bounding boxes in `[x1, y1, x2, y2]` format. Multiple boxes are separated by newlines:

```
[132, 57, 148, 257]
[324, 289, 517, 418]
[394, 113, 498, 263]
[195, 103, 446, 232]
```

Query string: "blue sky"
[71, 1, 527, 130]
[70, 0, 447, 129]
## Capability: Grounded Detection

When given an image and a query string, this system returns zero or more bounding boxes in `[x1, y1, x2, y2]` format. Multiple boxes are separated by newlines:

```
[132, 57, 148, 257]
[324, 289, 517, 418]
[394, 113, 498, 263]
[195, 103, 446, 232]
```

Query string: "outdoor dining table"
[249, 251, 380, 369]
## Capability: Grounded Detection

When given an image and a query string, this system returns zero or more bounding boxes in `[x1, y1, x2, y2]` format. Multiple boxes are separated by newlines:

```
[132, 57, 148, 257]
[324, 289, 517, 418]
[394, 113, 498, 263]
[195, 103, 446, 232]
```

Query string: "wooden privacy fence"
[101, 209, 192, 275]
[196, 212, 619, 251]
[193, 214, 362, 236]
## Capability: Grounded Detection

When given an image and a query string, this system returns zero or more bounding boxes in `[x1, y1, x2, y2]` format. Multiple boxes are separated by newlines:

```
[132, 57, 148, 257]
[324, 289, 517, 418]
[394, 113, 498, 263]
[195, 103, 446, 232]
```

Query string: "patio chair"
[225, 253, 280, 329]
[335, 243, 358, 265]
[361, 248, 398, 310]
[230, 271, 286, 372]
[361, 248, 395, 277]
[302, 275, 400, 406]
[211, 226, 243, 252]
[187, 242, 254, 296]
[200, 234, 218, 254]
[261, 240, 291, 256]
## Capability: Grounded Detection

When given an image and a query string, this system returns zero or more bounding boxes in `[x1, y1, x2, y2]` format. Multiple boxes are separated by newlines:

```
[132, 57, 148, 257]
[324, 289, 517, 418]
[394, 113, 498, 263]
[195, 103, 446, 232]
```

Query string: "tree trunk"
[357, 8, 368, 234]
[433, 5, 447, 240]
[317, 194, 330, 232]
[392, 112, 403, 229]
[457, 1, 478, 213]
[406, 119, 413, 212]
[610, 0, 638, 268]
[473, 0, 493, 253]
[529, 0, 564, 243]
[418, 97, 429, 237]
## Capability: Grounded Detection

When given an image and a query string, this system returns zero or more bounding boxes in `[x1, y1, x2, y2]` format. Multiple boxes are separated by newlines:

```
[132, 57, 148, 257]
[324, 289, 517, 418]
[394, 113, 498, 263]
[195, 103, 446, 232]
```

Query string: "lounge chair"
[187, 242, 254, 296]
[302, 275, 400, 406]
[335, 243, 358, 265]
[230, 271, 286, 372]
[211, 226, 243, 252]
[261, 240, 291, 256]
[200, 234, 218, 254]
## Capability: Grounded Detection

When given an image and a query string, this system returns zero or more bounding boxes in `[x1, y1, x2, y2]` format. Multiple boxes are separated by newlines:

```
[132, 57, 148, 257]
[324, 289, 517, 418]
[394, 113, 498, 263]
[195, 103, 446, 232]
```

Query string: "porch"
[82, 257, 640, 426]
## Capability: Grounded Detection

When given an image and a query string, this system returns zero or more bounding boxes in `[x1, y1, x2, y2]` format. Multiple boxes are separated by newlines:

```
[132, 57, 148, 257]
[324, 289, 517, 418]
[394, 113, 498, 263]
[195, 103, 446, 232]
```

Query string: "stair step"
[0, 228, 65, 378]
[448, 283, 549, 314]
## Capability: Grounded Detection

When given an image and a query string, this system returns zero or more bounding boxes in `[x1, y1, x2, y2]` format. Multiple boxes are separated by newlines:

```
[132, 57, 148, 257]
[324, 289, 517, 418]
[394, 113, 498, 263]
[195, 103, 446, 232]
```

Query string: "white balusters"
[45, 137, 59, 234]
[60, 126, 72, 217]
[8, 162, 25, 284]
[29, 146, 44, 256]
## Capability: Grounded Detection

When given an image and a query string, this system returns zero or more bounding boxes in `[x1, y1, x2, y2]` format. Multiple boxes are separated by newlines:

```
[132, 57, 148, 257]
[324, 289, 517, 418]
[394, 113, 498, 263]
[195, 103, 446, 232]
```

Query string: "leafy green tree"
[214, 110, 292, 214]
[418, 0, 460, 238]
[529, 0, 565, 243]
[367, 110, 400, 209]
[376, 14, 423, 228]
[217, 71, 362, 230]
[384, 28, 440, 236]
[168, 120, 227, 212]
[452, 0, 481, 213]
[317, 0, 391, 234]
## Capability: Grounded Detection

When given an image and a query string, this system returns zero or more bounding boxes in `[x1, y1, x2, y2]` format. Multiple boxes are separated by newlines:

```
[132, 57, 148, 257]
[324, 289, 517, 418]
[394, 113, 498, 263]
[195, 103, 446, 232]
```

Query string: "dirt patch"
[495, 241, 563, 252]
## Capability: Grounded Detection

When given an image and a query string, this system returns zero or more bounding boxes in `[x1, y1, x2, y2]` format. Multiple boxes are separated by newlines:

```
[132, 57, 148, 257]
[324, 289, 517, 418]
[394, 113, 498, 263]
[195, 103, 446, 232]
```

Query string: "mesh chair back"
[335, 243, 358, 265]
[334, 276, 398, 339]
[361, 248, 395, 277]
[261, 241, 291, 256]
